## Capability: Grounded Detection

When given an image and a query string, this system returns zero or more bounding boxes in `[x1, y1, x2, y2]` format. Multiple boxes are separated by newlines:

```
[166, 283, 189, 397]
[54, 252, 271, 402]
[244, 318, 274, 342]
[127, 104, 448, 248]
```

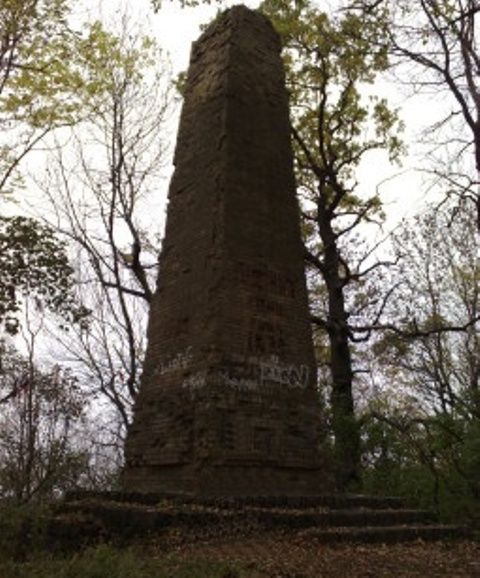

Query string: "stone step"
[242, 507, 436, 528]
[299, 524, 470, 544]
[189, 494, 407, 511]
[64, 491, 406, 511]
[60, 500, 436, 533]
[55, 498, 470, 544]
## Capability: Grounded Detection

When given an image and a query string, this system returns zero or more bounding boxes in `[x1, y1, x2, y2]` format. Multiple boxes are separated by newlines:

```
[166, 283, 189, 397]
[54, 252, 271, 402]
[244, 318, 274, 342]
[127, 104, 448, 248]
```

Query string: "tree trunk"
[475, 125, 480, 232]
[318, 201, 361, 491]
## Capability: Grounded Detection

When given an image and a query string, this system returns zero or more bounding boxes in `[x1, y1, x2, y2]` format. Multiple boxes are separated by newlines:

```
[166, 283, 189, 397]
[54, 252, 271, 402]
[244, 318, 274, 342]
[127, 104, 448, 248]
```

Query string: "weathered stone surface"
[57, 495, 469, 545]
[123, 5, 327, 495]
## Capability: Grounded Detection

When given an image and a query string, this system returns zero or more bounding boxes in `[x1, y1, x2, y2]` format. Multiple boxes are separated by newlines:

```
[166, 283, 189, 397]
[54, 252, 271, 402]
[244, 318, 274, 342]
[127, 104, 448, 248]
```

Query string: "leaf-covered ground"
[148, 528, 480, 577]
[1, 502, 479, 577]
[1, 533, 480, 577]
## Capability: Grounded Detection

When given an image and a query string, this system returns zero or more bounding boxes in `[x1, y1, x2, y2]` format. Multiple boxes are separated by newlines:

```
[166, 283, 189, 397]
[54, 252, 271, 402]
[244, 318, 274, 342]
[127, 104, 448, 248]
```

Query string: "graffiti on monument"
[156, 347, 194, 376]
[178, 355, 309, 392]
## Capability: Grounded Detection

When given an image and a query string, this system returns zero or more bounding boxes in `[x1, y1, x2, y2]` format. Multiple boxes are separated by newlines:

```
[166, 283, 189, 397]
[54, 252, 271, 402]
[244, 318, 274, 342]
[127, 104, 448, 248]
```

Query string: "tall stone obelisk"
[123, 5, 326, 495]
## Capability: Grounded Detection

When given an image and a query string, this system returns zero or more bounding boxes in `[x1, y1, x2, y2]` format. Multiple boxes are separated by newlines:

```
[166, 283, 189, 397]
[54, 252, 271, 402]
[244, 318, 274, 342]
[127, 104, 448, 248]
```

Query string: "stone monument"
[123, 5, 326, 495]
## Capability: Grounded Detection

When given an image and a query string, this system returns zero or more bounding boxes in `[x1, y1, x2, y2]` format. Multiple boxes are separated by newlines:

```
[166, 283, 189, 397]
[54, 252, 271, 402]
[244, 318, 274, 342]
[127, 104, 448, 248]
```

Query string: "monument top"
[194, 4, 281, 45]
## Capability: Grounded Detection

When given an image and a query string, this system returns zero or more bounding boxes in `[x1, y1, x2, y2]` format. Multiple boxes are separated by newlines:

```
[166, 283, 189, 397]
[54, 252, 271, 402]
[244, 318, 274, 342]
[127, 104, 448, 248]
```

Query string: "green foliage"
[372, 203, 479, 405]
[362, 203, 480, 521]
[150, 0, 220, 11]
[0, 501, 51, 560]
[0, 2, 140, 128]
[0, 0, 79, 129]
[0, 6, 163, 335]
[0, 540, 250, 577]
[361, 409, 480, 522]
[0, 2, 158, 196]
[261, 0, 403, 204]
[73, 23, 161, 116]
[174, 70, 188, 97]
[0, 216, 89, 334]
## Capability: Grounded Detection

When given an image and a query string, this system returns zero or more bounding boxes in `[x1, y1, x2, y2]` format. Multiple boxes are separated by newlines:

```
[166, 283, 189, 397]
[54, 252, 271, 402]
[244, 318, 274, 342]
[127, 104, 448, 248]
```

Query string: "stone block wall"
[123, 5, 328, 496]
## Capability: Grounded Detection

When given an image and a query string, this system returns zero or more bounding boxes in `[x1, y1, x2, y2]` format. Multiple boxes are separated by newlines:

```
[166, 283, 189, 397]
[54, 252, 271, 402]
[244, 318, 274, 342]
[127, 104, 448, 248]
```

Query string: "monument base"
[122, 462, 332, 497]
[58, 491, 464, 546]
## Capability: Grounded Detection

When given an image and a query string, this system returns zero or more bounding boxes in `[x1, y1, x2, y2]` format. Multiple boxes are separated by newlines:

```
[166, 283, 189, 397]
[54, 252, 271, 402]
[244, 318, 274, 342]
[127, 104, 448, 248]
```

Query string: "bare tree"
[0, 309, 87, 502]
[351, 0, 480, 230]
[360, 201, 480, 508]
[371, 202, 479, 415]
[39, 19, 174, 439]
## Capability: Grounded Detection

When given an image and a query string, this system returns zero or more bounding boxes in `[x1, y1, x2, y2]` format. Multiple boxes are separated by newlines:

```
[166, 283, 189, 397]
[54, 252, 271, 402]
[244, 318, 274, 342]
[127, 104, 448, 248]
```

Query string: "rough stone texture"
[123, 5, 327, 495]
[56, 496, 469, 546]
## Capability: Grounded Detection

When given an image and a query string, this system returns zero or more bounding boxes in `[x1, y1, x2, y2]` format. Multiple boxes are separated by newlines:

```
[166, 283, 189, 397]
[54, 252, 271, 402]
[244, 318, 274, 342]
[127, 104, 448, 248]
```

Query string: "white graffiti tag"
[259, 356, 309, 389]
[157, 347, 194, 376]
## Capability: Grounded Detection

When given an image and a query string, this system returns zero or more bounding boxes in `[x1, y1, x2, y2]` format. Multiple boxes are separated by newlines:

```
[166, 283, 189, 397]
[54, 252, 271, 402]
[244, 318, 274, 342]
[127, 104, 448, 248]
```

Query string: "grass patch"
[0, 502, 252, 577]
[0, 543, 252, 578]
[0, 502, 52, 560]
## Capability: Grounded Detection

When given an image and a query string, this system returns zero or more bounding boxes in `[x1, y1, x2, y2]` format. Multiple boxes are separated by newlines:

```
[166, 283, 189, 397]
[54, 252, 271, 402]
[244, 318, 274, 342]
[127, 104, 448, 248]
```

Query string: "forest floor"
[1, 517, 480, 577]
[148, 529, 480, 577]
[1, 534, 480, 577]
